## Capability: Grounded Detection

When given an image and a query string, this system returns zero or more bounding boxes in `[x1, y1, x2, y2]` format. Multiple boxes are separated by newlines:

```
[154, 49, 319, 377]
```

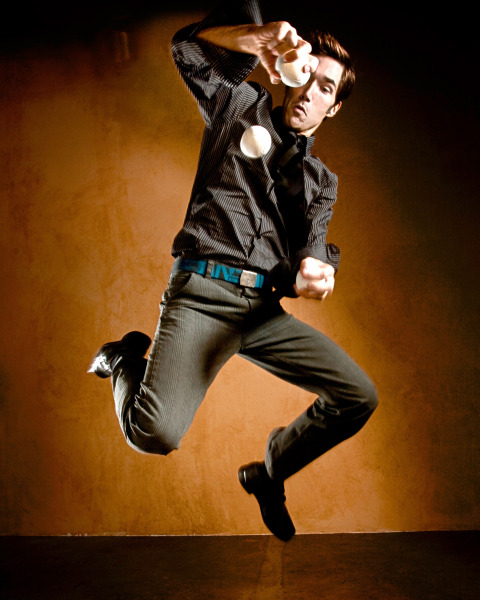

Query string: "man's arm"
[197, 22, 317, 85]
[291, 166, 340, 301]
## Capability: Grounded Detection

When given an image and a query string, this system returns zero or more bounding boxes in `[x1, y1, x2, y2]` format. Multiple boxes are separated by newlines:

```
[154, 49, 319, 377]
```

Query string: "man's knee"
[316, 375, 378, 419]
[359, 377, 379, 415]
[124, 420, 182, 456]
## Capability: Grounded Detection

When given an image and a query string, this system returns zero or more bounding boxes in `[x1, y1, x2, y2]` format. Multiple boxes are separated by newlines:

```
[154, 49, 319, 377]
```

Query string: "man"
[89, 0, 378, 542]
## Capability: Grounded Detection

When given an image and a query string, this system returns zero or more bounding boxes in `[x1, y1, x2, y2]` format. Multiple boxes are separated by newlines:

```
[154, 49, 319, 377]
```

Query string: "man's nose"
[300, 80, 315, 101]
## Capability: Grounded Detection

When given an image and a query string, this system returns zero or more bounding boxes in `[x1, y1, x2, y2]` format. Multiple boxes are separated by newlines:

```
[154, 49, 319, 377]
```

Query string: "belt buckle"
[239, 270, 258, 288]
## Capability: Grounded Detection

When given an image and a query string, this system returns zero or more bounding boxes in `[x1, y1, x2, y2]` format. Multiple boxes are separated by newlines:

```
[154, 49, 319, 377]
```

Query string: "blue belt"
[172, 258, 269, 289]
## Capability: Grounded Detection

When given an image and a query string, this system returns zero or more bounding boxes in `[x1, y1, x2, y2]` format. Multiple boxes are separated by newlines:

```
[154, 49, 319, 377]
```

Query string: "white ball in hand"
[240, 125, 272, 158]
[295, 271, 310, 290]
[275, 55, 311, 88]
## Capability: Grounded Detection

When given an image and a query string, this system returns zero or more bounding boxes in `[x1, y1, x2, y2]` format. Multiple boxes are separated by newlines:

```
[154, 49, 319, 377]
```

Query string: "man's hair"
[307, 30, 355, 104]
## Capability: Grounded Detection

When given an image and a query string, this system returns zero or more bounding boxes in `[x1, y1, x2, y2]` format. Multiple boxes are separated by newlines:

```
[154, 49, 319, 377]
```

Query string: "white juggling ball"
[275, 55, 311, 88]
[240, 125, 272, 158]
[295, 271, 310, 290]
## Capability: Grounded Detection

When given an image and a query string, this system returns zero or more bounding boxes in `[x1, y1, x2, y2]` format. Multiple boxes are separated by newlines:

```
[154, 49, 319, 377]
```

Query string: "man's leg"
[236, 306, 377, 540]
[91, 271, 252, 455]
[240, 309, 378, 480]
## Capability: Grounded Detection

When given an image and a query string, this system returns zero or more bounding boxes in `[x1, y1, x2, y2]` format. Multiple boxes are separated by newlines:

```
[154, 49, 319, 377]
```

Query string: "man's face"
[282, 55, 344, 137]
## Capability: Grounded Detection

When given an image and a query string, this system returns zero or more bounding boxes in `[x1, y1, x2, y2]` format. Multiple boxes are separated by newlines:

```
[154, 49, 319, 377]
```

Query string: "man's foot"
[238, 461, 295, 542]
[88, 331, 151, 378]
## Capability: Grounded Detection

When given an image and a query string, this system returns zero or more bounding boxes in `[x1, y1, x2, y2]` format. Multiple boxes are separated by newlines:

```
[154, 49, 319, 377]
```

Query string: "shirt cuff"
[296, 243, 341, 273]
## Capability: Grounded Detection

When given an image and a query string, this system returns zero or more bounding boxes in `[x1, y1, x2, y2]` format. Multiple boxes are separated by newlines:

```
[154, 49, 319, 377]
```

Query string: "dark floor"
[1, 531, 479, 599]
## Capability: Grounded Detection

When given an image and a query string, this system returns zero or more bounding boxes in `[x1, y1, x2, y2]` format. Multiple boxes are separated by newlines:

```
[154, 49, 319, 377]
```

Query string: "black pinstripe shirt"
[170, 1, 340, 297]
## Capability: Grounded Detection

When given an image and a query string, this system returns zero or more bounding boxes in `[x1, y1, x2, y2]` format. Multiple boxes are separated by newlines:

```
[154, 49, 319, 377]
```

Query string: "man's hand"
[294, 257, 335, 301]
[251, 21, 316, 84]
[197, 22, 316, 84]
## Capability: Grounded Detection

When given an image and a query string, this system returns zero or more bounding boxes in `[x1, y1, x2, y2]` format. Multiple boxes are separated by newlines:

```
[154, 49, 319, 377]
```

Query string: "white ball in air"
[275, 55, 311, 88]
[240, 125, 272, 158]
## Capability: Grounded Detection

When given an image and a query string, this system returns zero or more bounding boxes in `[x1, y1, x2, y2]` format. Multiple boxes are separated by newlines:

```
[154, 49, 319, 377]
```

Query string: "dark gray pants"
[112, 268, 378, 481]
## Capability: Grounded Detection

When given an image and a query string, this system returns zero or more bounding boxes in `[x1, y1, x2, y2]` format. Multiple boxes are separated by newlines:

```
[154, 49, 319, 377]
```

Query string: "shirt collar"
[272, 106, 315, 156]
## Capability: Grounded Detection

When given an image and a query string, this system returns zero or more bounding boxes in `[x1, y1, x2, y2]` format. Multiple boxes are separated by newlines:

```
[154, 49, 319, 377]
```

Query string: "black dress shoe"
[88, 331, 151, 378]
[238, 461, 295, 542]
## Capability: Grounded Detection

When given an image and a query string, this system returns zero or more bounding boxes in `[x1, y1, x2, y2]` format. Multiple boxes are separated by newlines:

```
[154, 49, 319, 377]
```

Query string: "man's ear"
[326, 101, 342, 118]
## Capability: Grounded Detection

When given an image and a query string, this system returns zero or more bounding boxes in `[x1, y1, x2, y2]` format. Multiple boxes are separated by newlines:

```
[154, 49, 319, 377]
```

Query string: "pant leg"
[112, 272, 248, 454]
[239, 309, 378, 481]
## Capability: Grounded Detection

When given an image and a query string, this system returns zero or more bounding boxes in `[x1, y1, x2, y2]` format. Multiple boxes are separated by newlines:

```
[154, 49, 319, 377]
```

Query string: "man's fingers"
[304, 54, 319, 73]
[281, 40, 313, 63]
[259, 52, 283, 84]
[285, 28, 299, 48]
[295, 271, 335, 300]
[257, 22, 314, 83]
[301, 266, 335, 282]
[265, 22, 299, 51]
[294, 285, 331, 301]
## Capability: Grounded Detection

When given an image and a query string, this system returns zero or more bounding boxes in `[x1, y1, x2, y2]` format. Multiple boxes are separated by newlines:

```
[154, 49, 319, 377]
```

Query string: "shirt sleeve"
[298, 191, 341, 270]
[170, 0, 263, 126]
[269, 170, 341, 298]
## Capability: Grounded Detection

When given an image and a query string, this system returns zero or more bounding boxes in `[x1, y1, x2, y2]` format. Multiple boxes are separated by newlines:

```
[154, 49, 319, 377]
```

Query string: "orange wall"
[1, 7, 479, 536]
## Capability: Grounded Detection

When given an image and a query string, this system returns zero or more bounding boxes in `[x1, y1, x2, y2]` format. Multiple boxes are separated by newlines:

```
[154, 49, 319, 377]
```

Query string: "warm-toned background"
[1, 0, 479, 536]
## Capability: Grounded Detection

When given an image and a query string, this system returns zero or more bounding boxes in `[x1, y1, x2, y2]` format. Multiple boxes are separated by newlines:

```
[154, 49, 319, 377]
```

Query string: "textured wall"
[1, 3, 479, 535]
